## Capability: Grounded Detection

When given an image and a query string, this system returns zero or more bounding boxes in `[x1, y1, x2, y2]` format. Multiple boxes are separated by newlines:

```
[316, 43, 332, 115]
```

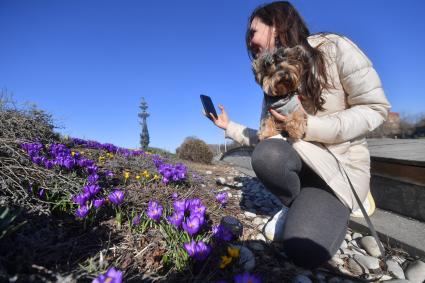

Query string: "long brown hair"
[246, 1, 332, 113]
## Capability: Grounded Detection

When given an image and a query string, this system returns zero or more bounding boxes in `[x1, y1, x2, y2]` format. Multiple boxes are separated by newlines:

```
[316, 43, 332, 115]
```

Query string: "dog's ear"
[273, 47, 287, 62]
[292, 45, 311, 62]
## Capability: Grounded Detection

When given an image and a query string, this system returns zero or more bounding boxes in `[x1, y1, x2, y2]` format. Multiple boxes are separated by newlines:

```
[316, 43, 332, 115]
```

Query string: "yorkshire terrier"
[252, 45, 310, 140]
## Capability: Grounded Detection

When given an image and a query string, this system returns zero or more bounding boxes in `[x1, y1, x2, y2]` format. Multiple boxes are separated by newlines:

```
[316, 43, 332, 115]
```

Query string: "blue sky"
[1, 0, 424, 153]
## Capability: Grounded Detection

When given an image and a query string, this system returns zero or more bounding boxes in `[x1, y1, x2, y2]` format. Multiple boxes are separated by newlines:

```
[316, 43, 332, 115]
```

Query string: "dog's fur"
[252, 45, 310, 140]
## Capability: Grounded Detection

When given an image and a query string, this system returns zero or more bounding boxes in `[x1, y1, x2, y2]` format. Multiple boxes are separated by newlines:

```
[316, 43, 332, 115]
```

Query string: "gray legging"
[251, 138, 350, 269]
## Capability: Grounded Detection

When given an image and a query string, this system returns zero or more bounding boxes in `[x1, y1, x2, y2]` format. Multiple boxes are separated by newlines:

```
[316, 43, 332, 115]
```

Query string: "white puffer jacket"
[225, 34, 391, 211]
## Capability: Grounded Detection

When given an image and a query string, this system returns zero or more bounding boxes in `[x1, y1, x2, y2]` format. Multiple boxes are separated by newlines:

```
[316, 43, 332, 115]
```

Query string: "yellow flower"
[153, 174, 160, 180]
[71, 151, 75, 157]
[219, 255, 232, 269]
[98, 156, 105, 162]
[136, 175, 141, 180]
[80, 151, 85, 154]
[124, 171, 130, 179]
[142, 170, 150, 178]
[107, 153, 114, 158]
[227, 246, 240, 258]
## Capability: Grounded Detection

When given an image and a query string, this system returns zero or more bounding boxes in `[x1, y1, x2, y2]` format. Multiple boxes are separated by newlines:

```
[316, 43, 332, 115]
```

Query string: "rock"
[216, 177, 226, 185]
[383, 280, 412, 283]
[405, 260, 425, 283]
[205, 170, 212, 174]
[217, 186, 231, 192]
[252, 217, 264, 226]
[292, 274, 312, 283]
[359, 236, 382, 257]
[352, 232, 363, 240]
[341, 248, 366, 257]
[220, 216, 243, 238]
[328, 254, 345, 267]
[345, 233, 352, 242]
[347, 258, 367, 276]
[244, 211, 257, 218]
[391, 255, 407, 266]
[386, 260, 406, 279]
[353, 254, 381, 270]
[340, 240, 348, 249]
[255, 233, 266, 242]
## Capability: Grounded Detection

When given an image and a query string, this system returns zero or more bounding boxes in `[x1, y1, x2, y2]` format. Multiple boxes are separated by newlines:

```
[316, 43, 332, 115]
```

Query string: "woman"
[207, 1, 390, 268]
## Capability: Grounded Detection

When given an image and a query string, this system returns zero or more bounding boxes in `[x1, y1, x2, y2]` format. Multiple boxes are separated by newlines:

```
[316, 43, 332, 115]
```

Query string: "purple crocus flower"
[167, 211, 184, 228]
[92, 267, 123, 283]
[146, 201, 163, 222]
[212, 224, 233, 242]
[234, 272, 261, 283]
[171, 192, 178, 199]
[93, 198, 105, 209]
[73, 193, 89, 206]
[38, 188, 45, 199]
[43, 159, 55, 169]
[132, 214, 141, 226]
[194, 241, 211, 261]
[173, 199, 187, 213]
[86, 165, 98, 175]
[63, 157, 76, 169]
[75, 205, 90, 218]
[88, 174, 99, 185]
[105, 170, 114, 178]
[183, 240, 197, 257]
[108, 190, 124, 205]
[84, 184, 101, 196]
[182, 216, 201, 236]
[216, 192, 229, 205]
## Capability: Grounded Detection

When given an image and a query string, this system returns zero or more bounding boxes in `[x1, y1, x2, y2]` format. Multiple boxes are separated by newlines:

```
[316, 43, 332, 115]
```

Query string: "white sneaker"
[350, 191, 376, 218]
[262, 206, 289, 241]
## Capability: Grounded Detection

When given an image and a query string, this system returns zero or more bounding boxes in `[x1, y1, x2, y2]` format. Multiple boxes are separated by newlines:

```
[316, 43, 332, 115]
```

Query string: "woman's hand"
[269, 102, 308, 139]
[204, 104, 229, 130]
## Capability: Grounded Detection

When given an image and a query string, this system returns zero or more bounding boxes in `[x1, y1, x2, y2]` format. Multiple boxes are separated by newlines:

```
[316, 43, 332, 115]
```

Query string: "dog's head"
[252, 45, 311, 97]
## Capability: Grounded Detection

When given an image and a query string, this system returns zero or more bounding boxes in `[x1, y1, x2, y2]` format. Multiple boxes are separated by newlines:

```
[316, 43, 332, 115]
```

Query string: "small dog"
[252, 45, 310, 140]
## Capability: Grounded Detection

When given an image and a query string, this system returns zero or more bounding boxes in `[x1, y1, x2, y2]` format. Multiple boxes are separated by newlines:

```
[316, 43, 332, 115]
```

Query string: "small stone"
[205, 170, 212, 174]
[345, 233, 352, 241]
[252, 217, 264, 226]
[217, 186, 231, 192]
[341, 248, 366, 257]
[340, 240, 348, 249]
[244, 211, 257, 218]
[359, 236, 382, 257]
[328, 254, 345, 267]
[353, 254, 381, 270]
[386, 260, 406, 279]
[383, 280, 412, 283]
[352, 232, 363, 240]
[347, 258, 366, 276]
[391, 255, 407, 266]
[405, 260, 425, 283]
[292, 274, 312, 283]
[216, 177, 226, 185]
[255, 233, 266, 241]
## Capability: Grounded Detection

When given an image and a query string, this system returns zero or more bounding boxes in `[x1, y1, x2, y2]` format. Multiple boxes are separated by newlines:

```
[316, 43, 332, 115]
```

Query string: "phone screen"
[200, 94, 218, 121]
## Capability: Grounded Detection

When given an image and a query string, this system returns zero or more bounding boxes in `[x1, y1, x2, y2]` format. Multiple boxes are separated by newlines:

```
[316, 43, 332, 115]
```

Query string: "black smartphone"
[200, 94, 218, 121]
